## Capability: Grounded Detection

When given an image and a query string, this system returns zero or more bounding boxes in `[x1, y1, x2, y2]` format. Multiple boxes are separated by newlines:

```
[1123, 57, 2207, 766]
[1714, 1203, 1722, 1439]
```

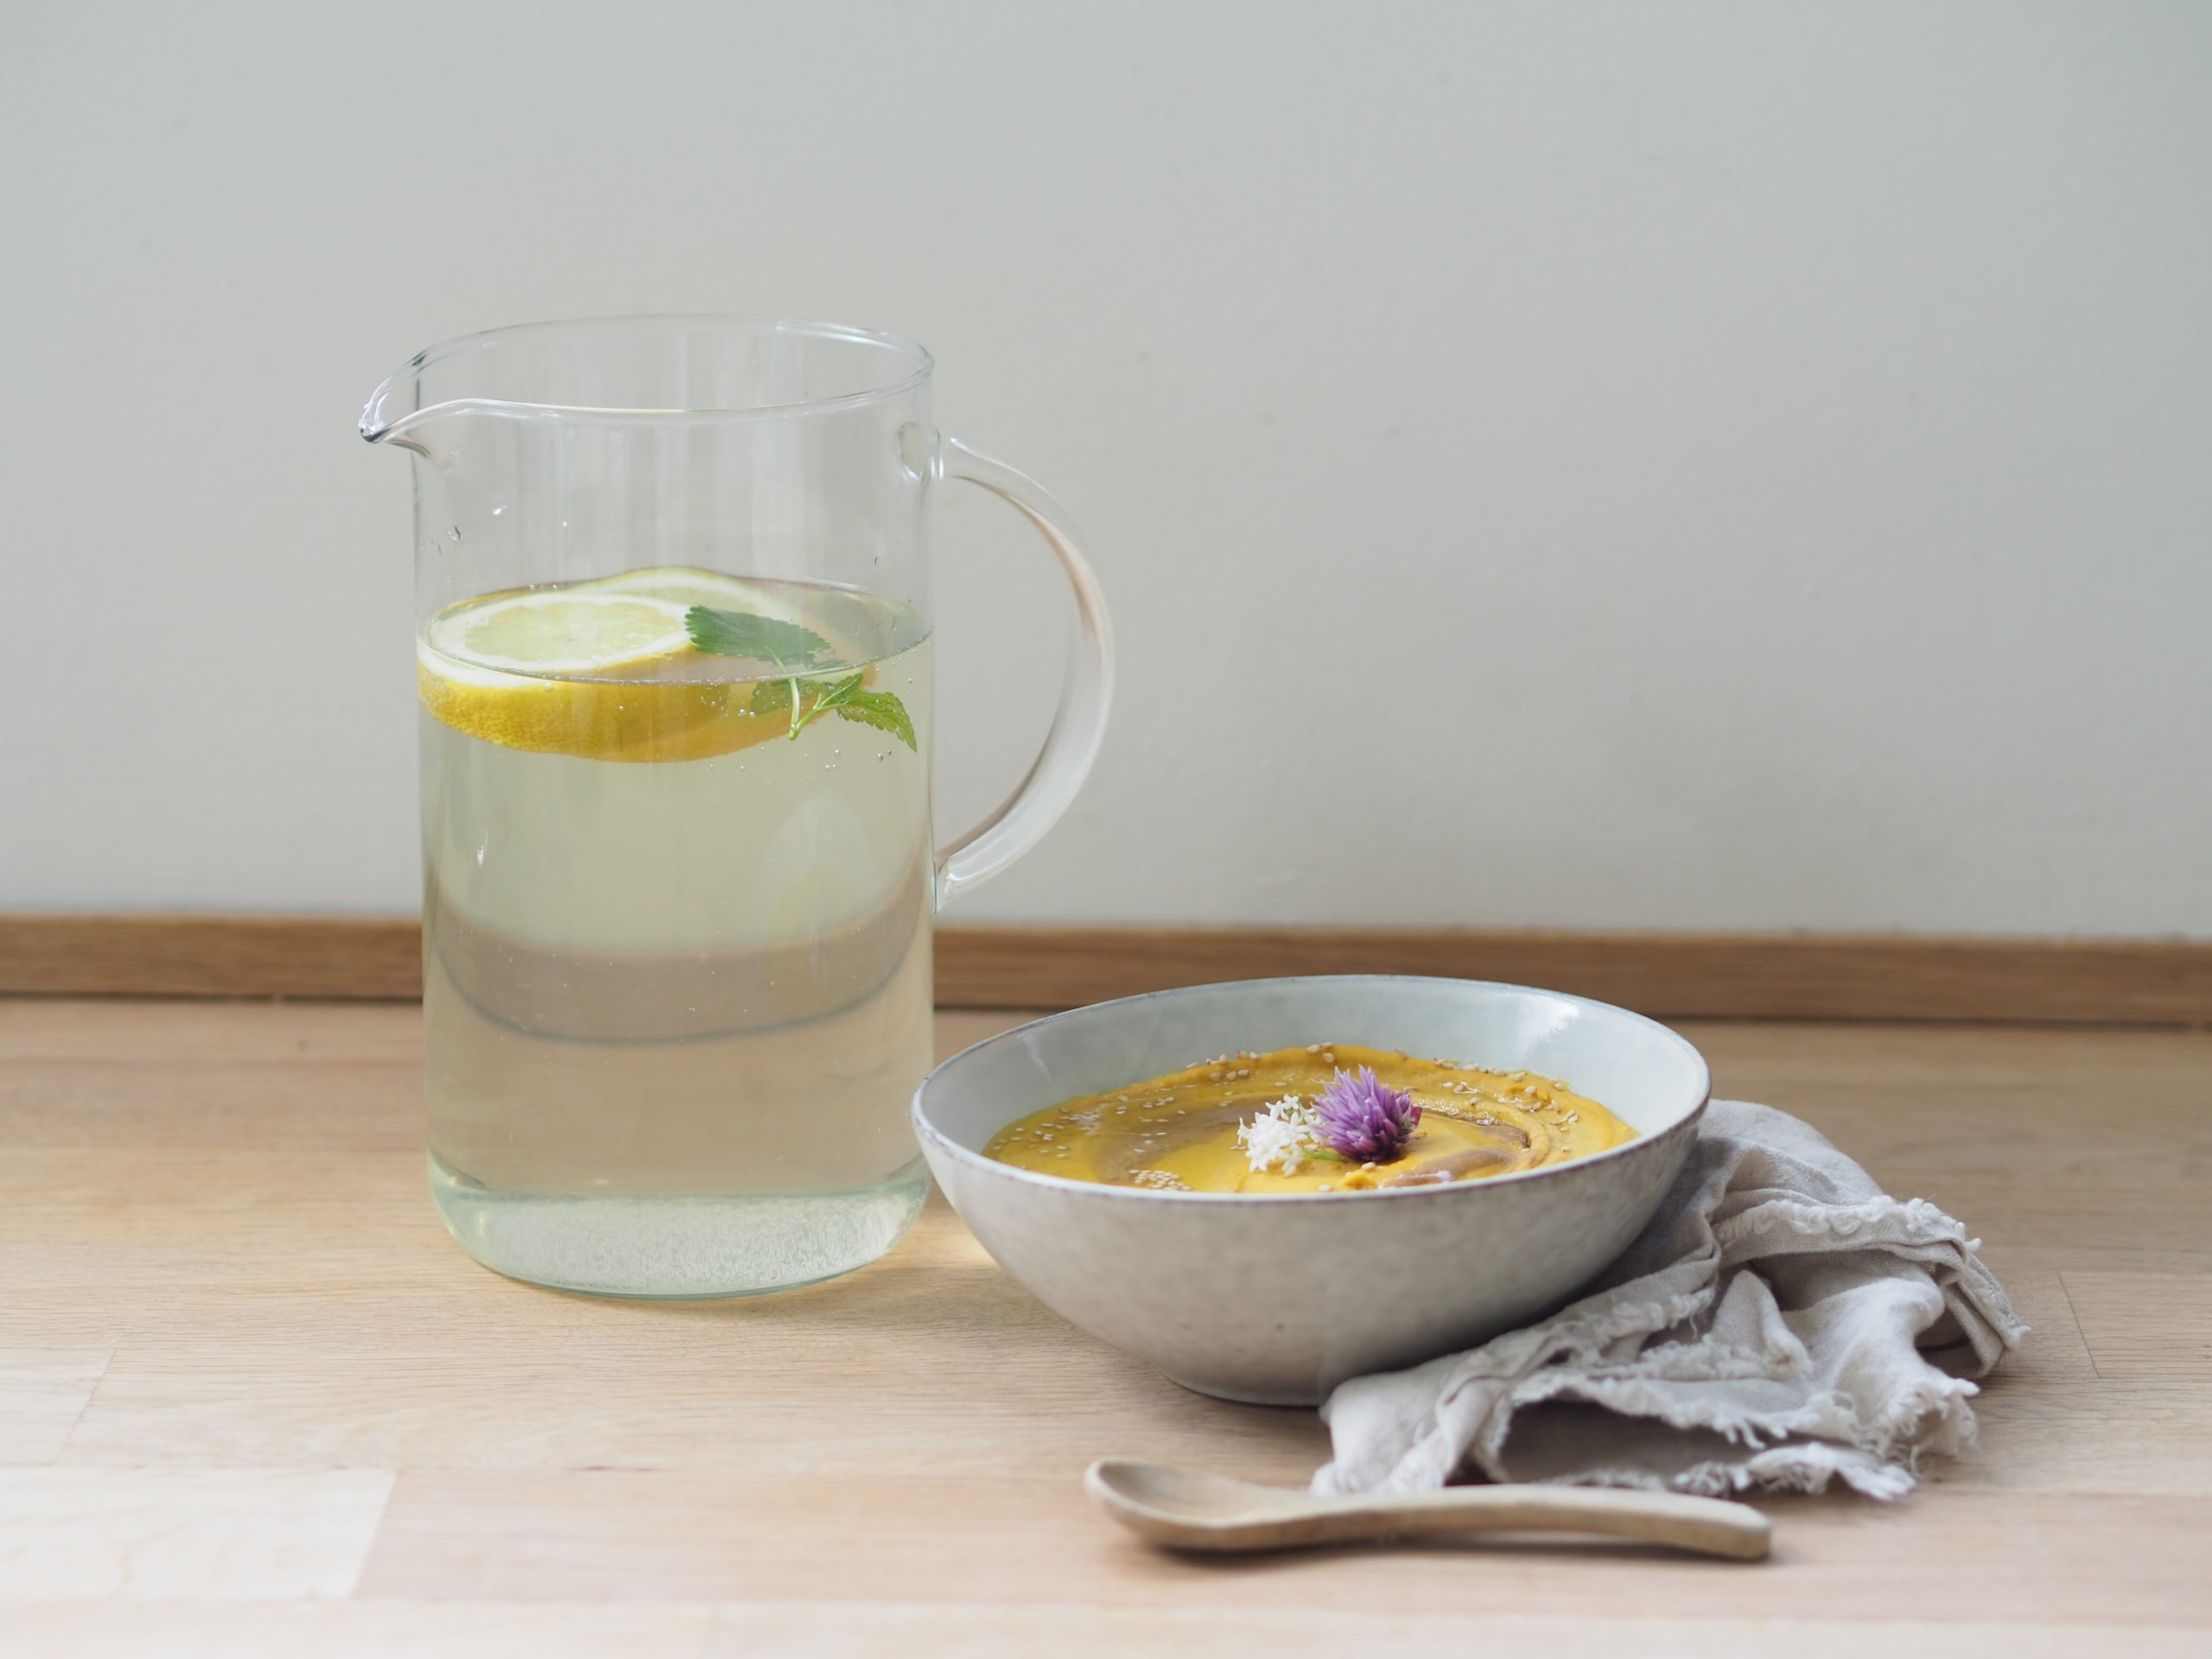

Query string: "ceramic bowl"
[912, 976, 1709, 1405]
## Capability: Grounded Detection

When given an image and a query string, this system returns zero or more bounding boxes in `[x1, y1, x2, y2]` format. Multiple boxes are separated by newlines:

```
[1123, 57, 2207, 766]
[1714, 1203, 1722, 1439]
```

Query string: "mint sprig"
[686, 605, 918, 753]
[788, 671, 863, 740]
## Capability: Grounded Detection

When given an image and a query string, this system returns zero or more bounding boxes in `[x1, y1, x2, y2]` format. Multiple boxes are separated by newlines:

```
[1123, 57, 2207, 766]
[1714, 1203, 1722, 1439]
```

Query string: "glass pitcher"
[360, 317, 1111, 1298]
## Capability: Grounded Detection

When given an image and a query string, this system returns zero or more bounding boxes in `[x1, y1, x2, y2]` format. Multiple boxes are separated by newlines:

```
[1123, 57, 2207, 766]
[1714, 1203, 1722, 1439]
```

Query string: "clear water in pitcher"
[416, 567, 934, 1296]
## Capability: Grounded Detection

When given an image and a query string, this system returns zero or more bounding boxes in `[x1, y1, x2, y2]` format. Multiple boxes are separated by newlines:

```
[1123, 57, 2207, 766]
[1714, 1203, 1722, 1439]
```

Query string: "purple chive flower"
[1313, 1066, 1421, 1161]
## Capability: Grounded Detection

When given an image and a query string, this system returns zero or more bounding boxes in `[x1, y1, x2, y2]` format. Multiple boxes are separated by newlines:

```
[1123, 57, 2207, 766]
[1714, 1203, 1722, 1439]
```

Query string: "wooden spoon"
[1084, 1459, 1770, 1560]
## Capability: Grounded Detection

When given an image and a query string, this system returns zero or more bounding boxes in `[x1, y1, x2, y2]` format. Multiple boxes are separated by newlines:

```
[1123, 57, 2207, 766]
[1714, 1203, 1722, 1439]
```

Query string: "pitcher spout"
[359, 353, 438, 453]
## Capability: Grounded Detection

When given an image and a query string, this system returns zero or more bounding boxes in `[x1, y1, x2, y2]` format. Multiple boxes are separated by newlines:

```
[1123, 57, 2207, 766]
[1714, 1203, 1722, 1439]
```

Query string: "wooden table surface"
[3, 998, 2208, 1656]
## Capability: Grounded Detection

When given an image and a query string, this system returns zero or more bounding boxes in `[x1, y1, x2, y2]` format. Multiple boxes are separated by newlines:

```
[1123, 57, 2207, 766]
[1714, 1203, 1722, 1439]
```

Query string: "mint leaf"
[747, 677, 795, 720]
[835, 690, 918, 751]
[685, 606, 832, 668]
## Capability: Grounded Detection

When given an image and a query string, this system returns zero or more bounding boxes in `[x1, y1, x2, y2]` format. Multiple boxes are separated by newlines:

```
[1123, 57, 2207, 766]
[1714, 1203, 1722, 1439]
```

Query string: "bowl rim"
[912, 974, 1712, 1206]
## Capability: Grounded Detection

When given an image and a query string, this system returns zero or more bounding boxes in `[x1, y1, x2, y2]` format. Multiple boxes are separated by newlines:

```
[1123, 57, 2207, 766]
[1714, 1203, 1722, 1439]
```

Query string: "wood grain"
[938, 924, 2212, 1025]
[0, 1468, 393, 1599]
[0, 1349, 110, 1464]
[353, 1465, 2212, 1625]
[0, 997, 2208, 1652]
[4, 914, 2210, 1024]
[0, 913, 419, 1000]
[11, 1605, 2208, 1659]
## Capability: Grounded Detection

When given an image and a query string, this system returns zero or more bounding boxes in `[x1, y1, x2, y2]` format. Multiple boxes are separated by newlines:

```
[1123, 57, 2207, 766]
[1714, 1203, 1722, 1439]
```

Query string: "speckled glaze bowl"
[913, 976, 1710, 1405]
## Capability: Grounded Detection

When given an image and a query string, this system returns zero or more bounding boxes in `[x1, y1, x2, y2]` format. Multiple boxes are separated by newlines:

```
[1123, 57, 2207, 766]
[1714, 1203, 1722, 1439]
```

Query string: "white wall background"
[4, 0, 2208, 936]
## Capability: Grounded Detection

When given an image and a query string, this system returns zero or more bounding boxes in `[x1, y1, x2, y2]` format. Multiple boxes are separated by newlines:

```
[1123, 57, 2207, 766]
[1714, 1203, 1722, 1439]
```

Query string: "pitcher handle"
[932, 435, 1116, 907]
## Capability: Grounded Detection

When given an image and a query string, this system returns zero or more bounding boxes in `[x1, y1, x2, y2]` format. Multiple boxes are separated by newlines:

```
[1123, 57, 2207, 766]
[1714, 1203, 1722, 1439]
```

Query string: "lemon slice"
[425, 590, 693, 677]
[576, 566, 862, 661]
[418, 579, 842, 762]
[577, 566, 805, 620]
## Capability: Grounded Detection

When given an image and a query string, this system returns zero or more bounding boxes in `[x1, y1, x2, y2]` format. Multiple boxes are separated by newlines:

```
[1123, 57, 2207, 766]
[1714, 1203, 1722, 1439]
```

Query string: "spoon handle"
[1362, 1484, 1768, 1559]
[1200, 1485, 1770, 1560]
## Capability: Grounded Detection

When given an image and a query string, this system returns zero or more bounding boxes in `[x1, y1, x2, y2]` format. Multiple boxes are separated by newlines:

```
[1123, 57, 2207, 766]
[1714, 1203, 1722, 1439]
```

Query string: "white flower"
[1236, 1094, 1319, 1175]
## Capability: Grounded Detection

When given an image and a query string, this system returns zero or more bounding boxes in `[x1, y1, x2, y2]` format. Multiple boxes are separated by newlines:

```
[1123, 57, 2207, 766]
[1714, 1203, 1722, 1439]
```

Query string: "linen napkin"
[1314, 1100, 2025, 1500]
